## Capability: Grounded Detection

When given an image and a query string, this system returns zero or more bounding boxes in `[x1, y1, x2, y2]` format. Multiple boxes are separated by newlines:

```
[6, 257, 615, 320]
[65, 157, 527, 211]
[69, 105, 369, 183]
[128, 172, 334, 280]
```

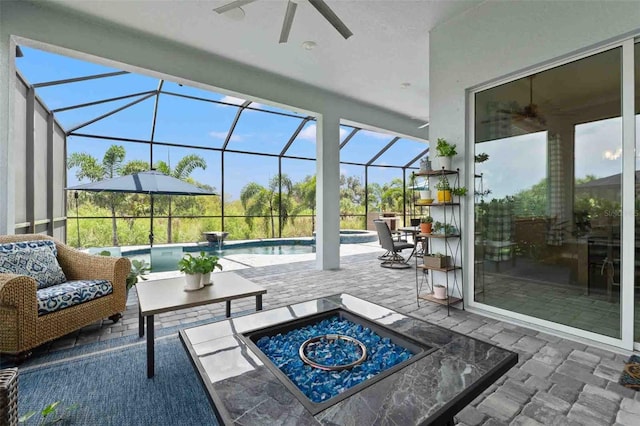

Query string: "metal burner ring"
[299, 334, 367, 371]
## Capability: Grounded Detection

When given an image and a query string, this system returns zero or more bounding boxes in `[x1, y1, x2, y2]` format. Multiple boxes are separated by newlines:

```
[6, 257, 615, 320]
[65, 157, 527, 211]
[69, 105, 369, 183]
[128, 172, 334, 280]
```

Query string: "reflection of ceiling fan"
[214, 0, 353, 44]
[501, 76, 546, 125]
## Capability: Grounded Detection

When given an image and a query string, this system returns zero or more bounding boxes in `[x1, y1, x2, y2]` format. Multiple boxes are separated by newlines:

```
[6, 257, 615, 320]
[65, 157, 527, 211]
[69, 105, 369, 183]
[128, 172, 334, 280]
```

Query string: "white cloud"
[209, 131, 242, 142]
[298, 124, 316, 141]
[298, 124, 347, 142]
[220, 95, 262, 109]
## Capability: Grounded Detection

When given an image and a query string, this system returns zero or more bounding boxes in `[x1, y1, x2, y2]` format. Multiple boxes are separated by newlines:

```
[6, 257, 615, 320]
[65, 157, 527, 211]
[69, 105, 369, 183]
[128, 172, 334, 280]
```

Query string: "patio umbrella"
[67, 170, 217, 247]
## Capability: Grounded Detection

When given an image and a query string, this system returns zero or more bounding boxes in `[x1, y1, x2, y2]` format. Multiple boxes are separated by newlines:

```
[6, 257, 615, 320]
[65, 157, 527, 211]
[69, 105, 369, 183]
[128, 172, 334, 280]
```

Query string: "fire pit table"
[180, 294, 517, 425]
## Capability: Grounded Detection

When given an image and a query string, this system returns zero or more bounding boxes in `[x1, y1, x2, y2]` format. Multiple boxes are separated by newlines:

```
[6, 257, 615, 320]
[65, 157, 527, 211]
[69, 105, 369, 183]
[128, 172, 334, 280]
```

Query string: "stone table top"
[179, 294, 517, 425]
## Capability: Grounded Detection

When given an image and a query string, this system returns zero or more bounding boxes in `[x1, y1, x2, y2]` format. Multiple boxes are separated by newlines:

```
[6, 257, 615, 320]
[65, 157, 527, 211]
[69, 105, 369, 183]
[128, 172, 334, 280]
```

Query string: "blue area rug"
[18, 336, 218, 425]
[10, 310, 255, 424]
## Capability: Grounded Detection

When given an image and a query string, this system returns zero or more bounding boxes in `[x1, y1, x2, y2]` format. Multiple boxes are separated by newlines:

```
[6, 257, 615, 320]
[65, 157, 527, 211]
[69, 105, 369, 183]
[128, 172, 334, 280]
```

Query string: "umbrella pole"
[75, 191, 81, 248]
[149, 194, 154, 247]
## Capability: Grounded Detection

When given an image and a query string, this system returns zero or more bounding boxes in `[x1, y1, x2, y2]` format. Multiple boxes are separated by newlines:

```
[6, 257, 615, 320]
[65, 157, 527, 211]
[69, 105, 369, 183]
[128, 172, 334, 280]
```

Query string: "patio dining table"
[397, 226, 427, 261]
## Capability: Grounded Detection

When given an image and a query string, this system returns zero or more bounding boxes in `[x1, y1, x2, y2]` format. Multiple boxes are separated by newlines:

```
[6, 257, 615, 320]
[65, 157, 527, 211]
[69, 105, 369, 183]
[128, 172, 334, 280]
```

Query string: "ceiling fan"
[214, 0, 353, 44]
[504, 76, 546, 125]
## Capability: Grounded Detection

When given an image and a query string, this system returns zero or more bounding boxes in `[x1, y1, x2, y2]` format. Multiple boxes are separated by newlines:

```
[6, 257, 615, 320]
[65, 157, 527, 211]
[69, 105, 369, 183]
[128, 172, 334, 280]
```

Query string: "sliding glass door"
[474, 47, 623, 338]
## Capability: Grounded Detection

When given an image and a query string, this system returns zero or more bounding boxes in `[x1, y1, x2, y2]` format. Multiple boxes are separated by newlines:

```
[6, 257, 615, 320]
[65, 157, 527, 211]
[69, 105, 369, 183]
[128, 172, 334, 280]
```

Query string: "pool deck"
[30, 242, 640, 425]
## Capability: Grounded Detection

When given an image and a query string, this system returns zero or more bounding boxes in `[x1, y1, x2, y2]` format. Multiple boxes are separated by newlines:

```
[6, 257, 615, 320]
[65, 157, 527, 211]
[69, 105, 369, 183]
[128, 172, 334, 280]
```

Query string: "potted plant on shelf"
[196, 251, 223, 286]
[418, 178, 432, 202]
[451, 186, 468, 202]
[419, 155, 431, 173]
[435, 138, 457, 170]
[433, 284, 447, 300]
[423, 252, 450, 269]
[178, 253, 204, 291]
[433, 221, 458, 236]
[436, 175, 452, 203]
[420, 216, 433, 234]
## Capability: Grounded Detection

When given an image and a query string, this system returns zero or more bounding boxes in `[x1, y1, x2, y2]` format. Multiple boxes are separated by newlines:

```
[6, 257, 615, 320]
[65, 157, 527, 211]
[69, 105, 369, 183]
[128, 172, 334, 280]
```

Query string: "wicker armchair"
[0, 234, 130, 355]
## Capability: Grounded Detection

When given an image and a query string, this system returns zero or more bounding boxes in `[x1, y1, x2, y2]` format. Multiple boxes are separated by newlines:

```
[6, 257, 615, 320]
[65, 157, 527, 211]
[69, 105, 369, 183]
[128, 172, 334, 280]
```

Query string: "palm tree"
[154, 154, 207, 243]
[240, 174, 293, 238]
[293, 175, 316, 233]
[67, 145, 148, 246]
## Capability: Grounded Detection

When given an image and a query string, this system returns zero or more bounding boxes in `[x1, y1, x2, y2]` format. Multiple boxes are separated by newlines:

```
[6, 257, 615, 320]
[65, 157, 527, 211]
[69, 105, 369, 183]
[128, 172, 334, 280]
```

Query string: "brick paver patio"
[35, 250, 640, 425]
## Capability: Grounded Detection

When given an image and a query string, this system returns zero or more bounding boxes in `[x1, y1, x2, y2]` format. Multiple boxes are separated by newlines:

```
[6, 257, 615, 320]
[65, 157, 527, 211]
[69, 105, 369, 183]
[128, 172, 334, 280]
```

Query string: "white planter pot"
[419, 190, 432, 200]
[436, 156, 452, 171]
[433, 285, 447, 300]
[201, 272, 212, 286]
[184, 273, 203, 291]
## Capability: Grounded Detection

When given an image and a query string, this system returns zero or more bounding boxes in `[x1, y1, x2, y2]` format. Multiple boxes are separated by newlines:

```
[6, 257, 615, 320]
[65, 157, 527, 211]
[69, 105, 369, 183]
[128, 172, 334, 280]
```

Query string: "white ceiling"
[48, 0, 481, 122]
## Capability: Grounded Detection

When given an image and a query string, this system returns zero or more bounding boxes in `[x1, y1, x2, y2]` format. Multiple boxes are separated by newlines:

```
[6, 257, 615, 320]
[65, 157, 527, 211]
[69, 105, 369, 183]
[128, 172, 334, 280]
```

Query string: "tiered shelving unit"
[414, 168, 463, 315]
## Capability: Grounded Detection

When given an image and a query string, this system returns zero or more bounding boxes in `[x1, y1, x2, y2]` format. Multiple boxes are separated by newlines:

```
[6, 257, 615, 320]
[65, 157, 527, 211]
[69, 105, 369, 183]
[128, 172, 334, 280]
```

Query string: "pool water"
[124, 244, 316, 272]
[219, 245, 315, 256]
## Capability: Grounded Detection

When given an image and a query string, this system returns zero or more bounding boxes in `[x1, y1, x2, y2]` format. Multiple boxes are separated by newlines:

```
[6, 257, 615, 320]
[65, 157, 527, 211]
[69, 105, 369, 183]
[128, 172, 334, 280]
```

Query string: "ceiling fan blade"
[308, 0, 353, 40]
[214, 0, 257, 14]
[279, 0, 298, 44]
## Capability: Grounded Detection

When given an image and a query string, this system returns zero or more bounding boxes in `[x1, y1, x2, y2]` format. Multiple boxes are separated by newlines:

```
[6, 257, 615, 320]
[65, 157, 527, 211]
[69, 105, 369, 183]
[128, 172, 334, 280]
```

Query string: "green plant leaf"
[18, 411, 37, 423]
[41, 401, 60, 417]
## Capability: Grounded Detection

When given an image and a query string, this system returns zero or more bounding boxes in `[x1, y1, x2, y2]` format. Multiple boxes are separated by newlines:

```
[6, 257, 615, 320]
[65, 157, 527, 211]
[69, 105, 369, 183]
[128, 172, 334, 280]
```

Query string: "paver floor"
[33, 245, 640, 425]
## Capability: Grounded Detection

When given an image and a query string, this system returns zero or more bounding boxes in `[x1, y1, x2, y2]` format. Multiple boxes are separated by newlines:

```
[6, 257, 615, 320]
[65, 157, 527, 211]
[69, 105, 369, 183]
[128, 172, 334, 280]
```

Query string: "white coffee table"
[136, 272, 266, 378]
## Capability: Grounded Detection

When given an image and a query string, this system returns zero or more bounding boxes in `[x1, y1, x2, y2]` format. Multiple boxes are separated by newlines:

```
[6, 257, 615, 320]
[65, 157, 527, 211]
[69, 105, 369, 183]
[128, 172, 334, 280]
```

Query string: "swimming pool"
[119, 230, 377, 272]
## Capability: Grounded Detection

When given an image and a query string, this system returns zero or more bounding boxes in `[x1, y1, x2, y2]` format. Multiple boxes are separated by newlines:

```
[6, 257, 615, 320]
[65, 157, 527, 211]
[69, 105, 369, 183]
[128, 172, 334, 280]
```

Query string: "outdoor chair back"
[374, 220, 414, 269]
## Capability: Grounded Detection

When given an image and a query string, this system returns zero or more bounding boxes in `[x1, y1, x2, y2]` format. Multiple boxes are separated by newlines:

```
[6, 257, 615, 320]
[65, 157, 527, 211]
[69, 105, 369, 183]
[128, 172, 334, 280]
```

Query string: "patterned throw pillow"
[0, 240, 67, 289]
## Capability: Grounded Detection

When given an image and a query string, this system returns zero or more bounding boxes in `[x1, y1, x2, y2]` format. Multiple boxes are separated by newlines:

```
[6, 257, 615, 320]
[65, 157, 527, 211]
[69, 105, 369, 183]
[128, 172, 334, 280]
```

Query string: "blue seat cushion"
[37, 279, 113, 316]
[0, 240, 67, 289]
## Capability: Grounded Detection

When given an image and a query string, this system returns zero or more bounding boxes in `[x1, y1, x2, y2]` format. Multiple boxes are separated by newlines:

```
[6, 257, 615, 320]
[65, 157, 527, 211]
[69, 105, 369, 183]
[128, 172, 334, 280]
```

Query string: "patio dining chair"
[373, 220, 414, 269]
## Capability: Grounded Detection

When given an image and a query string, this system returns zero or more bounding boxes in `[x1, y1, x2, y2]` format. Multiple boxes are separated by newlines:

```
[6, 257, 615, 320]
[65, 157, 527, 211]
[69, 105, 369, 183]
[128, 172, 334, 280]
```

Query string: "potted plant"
[178, 253, 203, 291]
[433, 284, 447, 300]
[196, 251, 223, 286]
[436, 175, 452, 203]
[419, 156, 431, 173]
[420, 216, 433, 234]
[418, 178, 432, 201]
[98, 250, 149, 294]
[434, 138, 457, 170]
[451, 186, 468, 202]
[423, 252, 450, 269]
[474, 152, 489, 163]
[126, 259, 150, 292]
[433, 221, 458, 236]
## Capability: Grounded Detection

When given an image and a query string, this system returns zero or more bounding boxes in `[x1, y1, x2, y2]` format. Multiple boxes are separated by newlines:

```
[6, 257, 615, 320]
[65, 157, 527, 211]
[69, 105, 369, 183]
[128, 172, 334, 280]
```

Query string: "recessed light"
[301, 41, 317, 50]
[400, 82, 411, 89]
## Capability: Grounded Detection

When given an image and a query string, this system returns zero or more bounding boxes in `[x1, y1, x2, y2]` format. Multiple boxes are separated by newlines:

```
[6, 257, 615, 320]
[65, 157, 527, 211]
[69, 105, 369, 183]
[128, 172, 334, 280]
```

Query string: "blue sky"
[17, 47, 427, 199]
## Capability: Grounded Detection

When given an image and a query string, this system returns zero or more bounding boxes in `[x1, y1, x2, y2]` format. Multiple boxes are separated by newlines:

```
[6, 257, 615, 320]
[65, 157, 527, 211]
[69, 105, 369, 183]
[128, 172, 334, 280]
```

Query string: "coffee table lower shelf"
[418, 293, 463, 306]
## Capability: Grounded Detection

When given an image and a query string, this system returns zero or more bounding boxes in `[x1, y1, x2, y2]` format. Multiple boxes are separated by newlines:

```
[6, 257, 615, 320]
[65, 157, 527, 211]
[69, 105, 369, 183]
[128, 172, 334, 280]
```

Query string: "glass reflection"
[474, 47, 622, 338]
